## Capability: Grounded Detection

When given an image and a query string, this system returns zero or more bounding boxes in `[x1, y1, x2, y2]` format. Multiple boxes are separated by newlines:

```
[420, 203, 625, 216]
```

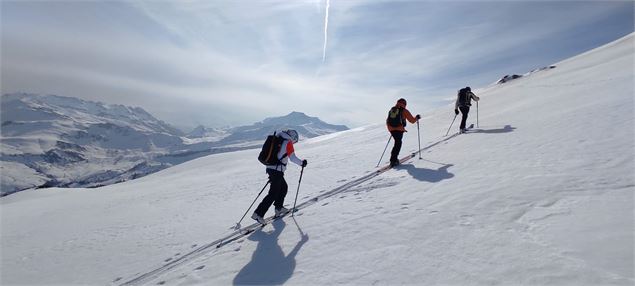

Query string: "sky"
[1, 0, 633, 130]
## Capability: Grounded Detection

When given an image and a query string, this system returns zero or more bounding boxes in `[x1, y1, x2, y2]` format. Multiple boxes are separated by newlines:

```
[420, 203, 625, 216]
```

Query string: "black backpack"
[258, 132, 287, 165]
[457, 88, 471, 107]
[386, 107, 406, 127]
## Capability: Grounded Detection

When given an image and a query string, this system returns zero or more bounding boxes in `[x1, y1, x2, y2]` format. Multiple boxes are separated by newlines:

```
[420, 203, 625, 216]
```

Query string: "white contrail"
[322, 0, 330, 63]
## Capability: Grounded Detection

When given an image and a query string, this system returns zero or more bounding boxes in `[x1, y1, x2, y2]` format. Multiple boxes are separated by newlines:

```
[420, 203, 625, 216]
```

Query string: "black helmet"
[465, 86, 471, 91]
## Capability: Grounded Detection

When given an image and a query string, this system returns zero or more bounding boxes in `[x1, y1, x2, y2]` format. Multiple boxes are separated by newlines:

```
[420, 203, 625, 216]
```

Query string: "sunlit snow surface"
[1, 34, 633, 285]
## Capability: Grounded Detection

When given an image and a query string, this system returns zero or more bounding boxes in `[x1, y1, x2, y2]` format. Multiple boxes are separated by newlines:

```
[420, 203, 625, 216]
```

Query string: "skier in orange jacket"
[386, 98, 420, 167]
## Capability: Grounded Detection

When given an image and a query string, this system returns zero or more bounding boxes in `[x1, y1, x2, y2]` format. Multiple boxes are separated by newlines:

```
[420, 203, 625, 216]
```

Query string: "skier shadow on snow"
[233, 219, 309, 285]
[471, 124, 516, 134]
[395, 163, 454, 183]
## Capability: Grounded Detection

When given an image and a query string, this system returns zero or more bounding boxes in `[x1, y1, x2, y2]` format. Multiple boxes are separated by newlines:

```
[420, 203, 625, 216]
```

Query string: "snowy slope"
[1, 33, 633, 285]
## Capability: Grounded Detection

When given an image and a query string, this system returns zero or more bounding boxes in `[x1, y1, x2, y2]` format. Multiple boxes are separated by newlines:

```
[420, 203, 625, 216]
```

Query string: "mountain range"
[0, 94, 348, 196]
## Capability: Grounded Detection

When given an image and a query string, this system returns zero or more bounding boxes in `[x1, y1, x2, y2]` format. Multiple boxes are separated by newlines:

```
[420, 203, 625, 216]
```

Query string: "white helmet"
[284, 129, 299, 143]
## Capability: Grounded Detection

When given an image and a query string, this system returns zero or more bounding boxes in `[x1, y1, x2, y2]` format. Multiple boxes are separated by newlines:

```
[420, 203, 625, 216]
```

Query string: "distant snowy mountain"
[185, 125, 228, 139]
[0, 95, 347, 196]
[218, 111, 348, 145]
[0, 93, 184, 195]
[160, 112, 348, 167]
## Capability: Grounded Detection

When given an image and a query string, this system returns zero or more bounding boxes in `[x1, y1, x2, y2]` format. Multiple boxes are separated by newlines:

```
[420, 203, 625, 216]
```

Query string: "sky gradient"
[1, 0, 633, 130]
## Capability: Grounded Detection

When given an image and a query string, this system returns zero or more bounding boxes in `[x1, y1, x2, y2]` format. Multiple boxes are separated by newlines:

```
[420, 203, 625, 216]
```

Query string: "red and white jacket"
[266, 130, 304, 172]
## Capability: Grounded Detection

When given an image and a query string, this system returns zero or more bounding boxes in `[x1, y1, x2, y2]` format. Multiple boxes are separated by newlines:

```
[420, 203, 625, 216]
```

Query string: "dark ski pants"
[459, 106, 470, 130]
[254, 169, 288, 217]
[389, 131, 404, 163]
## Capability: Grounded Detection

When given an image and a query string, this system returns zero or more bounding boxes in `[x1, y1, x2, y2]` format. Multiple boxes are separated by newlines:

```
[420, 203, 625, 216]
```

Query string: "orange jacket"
[386, 102, 418, 132]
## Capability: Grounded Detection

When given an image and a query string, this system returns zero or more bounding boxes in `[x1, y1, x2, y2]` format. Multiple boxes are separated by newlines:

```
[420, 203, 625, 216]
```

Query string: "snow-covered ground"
[1, 33, 633, 285]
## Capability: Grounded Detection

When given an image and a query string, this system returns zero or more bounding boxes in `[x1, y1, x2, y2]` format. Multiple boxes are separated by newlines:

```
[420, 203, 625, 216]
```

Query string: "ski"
[273, 209, 294, 220]
[216, 209, 293, 249]
[458, 123, 475, 134]
[464, 123, 474, 131]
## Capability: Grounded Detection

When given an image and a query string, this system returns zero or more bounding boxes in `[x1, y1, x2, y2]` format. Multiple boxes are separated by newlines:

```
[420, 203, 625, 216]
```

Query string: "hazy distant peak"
[262, 111, 321, 125]
[1, 92, 184, 136]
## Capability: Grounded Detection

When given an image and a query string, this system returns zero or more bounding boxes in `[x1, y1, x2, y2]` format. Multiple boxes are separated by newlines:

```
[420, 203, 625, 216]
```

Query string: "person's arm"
[286, 141, 304, 166]
[470, 92, 480, 101]
[403, 109, 419, 124]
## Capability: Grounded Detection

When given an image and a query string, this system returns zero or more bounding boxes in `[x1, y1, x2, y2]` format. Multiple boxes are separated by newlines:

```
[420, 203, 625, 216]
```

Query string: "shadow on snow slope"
[233, 219, 309, 285]
[395, 163, 455, 183]
[468, 124, 516, 134]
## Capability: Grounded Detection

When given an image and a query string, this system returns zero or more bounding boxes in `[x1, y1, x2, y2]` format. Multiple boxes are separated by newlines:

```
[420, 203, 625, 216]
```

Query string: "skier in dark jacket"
[454, 87, 480, 133]
[252, 129, 307, 224]
[386, 98, 421, 167]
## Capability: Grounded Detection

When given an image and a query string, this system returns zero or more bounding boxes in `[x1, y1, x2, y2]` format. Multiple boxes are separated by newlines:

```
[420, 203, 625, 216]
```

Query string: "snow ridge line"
[118, 132, 460, 286]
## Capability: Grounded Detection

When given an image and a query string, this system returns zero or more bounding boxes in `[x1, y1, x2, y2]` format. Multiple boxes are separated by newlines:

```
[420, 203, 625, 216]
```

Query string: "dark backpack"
[386, 107, 406, 128]
[258, 132, 287, 165]
[457, 88, 471, 107]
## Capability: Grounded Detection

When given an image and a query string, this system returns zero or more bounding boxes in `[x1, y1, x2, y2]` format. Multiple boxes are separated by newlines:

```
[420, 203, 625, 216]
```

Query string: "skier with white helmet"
[252, 129, 307, 224]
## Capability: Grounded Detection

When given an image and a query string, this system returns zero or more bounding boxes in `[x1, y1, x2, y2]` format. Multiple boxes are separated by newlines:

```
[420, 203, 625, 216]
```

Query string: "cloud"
[2, 0, 632, 129]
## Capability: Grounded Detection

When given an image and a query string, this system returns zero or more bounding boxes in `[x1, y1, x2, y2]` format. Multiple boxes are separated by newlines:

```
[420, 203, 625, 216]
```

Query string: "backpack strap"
[276, 137, 288, 166]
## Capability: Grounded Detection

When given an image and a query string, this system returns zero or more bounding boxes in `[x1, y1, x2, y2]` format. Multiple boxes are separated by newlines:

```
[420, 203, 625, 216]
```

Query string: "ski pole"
[476, 101, 479, 128]
[292, 166, 305, 216]
[417, 120, 422, 159]
[376, 135, 392, 167]
[234, 180, 270, 229]
[445, 114, 458, 136]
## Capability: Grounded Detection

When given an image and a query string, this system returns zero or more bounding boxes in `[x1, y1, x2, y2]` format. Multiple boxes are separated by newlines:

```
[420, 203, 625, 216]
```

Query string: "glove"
[454, 109, 459, 115]
[415, 114, 421, 120]
[301, 159, 308, 167]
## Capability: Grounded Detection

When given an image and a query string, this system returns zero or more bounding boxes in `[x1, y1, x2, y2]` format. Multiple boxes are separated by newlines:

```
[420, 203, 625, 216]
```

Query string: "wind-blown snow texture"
[1, 34, 633, 285]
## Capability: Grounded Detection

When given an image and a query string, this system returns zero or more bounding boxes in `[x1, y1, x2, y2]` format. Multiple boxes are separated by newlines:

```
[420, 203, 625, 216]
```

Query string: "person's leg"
[459, 106, 470, 130]
[389, 131, 404, 163]
[254, 169, 283, 217]
[273, 176, 288, 209]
